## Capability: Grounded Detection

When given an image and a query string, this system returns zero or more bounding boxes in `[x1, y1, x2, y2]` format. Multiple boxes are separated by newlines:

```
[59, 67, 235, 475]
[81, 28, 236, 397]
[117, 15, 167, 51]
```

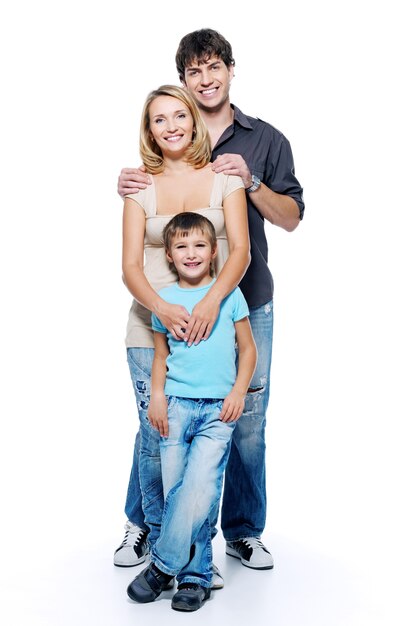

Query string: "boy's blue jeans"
[124, 300, 273, 544]
[150, 397, 235, 586]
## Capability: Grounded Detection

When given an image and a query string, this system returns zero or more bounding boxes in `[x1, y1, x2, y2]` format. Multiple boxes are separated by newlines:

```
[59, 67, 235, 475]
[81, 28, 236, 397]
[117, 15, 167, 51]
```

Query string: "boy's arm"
[148, 332, 170, 437]
[220, 317, 257, 423]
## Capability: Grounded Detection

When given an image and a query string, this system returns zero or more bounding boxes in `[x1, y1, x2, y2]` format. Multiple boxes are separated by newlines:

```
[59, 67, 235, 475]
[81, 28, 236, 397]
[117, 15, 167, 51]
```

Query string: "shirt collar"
[231, 104, 253, 130]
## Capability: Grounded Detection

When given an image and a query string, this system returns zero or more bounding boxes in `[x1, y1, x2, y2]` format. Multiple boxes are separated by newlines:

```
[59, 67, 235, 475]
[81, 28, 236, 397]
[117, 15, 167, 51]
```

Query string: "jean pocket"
[127, 348, 154, 377]
[166, 395, 177, 411]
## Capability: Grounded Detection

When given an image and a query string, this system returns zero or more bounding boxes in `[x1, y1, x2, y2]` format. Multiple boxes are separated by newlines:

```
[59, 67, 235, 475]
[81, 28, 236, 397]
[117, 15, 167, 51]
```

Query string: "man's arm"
[147, 332, 170, 438]
[220, 317, 257, 423]
[212, 153, 301, 232]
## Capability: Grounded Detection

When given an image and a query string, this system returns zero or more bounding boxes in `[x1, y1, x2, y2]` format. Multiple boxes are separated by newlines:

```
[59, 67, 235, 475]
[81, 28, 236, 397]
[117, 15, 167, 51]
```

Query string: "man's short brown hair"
[176, 29, 235, 82]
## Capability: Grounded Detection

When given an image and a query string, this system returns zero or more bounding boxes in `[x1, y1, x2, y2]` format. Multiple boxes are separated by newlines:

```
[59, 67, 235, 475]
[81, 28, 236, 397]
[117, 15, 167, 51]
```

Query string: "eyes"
[174, 243, 208, 250]
[187, 64, 221, 77]
[154, 112, 187, 125]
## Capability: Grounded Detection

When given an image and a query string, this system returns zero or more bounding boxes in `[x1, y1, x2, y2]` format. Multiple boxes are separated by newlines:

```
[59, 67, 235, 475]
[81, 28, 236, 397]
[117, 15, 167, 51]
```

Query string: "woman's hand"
[183, 293, 220, 346]
[156, 301, 191, 341]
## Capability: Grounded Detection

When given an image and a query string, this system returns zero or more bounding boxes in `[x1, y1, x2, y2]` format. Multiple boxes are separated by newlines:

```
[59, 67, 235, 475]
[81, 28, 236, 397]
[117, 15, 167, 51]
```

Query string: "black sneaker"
[127, 563, 173, 603]
[171, 583, 211, 612]
[226, 537, 274, 569]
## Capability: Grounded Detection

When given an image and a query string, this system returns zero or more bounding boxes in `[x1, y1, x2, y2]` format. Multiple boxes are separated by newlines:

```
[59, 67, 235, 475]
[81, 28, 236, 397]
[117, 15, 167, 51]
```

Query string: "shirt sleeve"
[223, 173, 245, 198]
[231, 287, 250, 322]
[265, 134, 305, 219]
[151, 313, 167, 333]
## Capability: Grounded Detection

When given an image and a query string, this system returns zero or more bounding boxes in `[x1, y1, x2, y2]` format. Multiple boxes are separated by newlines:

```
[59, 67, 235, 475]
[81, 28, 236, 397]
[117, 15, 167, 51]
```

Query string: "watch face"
[247, 175, 261, 192]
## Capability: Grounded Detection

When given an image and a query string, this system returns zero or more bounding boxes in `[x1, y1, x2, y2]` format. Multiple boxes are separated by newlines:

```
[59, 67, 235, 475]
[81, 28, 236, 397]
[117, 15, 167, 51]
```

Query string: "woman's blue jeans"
[124, 300, 273, 543]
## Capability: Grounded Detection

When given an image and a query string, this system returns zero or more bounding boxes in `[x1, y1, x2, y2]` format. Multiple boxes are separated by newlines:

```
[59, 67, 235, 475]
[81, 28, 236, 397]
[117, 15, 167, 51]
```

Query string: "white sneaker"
[113, 521, 149, 567]
[226, 538, 274, 570]
[211, 563, 224, 589]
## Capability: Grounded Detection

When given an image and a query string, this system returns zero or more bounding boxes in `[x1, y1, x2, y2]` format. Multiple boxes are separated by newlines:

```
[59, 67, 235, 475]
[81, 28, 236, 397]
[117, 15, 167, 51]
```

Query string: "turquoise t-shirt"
[151, 279, 249, 399]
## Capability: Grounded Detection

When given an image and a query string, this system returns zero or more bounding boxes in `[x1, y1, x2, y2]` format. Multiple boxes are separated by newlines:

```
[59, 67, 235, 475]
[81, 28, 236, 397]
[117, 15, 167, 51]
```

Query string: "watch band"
[246, 175, 261, 193]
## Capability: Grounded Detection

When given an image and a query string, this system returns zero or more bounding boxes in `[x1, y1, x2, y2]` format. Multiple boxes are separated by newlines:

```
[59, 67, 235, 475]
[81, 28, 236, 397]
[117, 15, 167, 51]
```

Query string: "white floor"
[2, 523, 392, 626]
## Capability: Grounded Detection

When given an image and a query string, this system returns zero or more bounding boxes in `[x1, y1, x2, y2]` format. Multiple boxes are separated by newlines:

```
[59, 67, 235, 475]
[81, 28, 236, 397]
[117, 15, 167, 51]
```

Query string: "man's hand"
[117, 166, 151, 197]
[156, 301, 191, 341]
[211, 153, 252, 188]
[148, 394, 169, 437]
[183, 295, 220, 346]
[220, 389, 245, 423]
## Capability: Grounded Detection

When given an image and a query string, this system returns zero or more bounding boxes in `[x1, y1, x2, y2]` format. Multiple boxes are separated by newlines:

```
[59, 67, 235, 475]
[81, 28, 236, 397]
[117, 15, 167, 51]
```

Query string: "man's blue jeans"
[150, 397, 235, 587]
[124, 300, 273, 542]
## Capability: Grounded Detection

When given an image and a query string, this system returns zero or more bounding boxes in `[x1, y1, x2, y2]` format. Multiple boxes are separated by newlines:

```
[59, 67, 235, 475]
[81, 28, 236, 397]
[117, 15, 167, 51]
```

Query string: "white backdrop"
[1, 1, 393, 624]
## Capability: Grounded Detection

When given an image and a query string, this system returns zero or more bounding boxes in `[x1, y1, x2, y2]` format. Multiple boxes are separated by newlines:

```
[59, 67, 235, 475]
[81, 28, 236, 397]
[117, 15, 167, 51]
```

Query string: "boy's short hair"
[163, 212, 217, 252]
[175, 29, 235, 82]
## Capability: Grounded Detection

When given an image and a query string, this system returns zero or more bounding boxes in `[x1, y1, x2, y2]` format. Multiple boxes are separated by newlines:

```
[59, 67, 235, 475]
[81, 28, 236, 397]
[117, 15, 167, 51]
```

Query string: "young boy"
[127, 213, 257, 612]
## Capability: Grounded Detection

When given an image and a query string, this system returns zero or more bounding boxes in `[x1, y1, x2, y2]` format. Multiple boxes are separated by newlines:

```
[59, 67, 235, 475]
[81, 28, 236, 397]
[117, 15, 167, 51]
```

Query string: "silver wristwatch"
[246, 175, 261, 193]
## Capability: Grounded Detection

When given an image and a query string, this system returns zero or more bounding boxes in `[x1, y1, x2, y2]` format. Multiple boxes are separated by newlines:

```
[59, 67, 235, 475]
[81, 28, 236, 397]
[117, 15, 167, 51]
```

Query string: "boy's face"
[182, 56, 234, 113]
[166, 229, 217, 286]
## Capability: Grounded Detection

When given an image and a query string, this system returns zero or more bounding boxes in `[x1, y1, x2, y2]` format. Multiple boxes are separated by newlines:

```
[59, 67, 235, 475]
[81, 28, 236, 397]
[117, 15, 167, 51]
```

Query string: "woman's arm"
[122, 197, 190, 339]
[147, 332, 170, 437]
[184, 187, 250, 345]
[220, 317, 257, 422]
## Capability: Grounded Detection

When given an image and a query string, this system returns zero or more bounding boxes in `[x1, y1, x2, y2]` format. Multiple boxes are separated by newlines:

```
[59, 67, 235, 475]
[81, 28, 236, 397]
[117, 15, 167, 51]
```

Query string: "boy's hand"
[220, 389, 245, 423]
[148, 394, 169, 437]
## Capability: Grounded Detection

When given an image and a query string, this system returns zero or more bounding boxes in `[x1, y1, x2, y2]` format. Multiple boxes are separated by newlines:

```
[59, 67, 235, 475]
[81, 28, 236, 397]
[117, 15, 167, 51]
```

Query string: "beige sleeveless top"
[125, 172, 244, 348]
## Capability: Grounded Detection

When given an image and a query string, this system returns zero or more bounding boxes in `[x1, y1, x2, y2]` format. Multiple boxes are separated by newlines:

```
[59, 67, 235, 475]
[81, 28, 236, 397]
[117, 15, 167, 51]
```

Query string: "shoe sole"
[172, 601, 201, 612]
[226, 546, 274, 570]
[114, 554, 148, 567]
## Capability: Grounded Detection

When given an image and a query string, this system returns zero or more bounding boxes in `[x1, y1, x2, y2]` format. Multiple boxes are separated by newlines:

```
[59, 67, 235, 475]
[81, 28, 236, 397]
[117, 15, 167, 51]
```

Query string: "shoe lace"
[241, 537, 265, 549]
[121, 522, 145, 546]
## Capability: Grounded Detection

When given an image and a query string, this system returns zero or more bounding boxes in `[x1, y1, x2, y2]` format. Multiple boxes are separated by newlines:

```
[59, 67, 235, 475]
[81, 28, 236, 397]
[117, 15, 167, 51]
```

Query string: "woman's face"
[148, 95, 194, 158]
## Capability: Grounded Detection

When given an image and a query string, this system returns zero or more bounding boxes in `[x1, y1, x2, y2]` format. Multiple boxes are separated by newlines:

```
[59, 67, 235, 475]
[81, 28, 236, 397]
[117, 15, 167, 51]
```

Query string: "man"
[115, 29, 304, 580]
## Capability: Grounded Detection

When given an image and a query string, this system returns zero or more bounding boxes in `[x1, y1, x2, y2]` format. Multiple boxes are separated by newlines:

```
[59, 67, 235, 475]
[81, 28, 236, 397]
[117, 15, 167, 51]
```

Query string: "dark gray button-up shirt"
[212, 105, 304, 307]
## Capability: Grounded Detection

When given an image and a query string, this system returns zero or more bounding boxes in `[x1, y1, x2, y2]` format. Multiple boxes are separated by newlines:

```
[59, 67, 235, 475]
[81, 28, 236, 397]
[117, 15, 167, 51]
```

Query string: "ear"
[211, 244, 218, 260]
[166, 249, 173, 264]
[229, 65, 235, 81]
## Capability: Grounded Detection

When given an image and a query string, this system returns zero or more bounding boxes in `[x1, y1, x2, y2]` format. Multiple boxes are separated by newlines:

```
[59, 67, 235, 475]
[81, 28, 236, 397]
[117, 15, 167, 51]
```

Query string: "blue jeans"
[126, 348, 162, 545]
[151, 397, 235, 587]
[124, 300, 273, 542]
[220, 301, 273, 540]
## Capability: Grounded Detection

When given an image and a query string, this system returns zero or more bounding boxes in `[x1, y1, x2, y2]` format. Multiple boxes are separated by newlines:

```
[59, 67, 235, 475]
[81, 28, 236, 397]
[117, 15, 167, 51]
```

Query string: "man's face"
[182, 56, 234, 113]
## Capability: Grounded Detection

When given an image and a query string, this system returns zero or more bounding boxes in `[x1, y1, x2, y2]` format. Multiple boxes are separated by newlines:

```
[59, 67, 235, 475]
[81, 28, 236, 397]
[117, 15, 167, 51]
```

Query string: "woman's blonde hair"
[139, 85, 211, 174]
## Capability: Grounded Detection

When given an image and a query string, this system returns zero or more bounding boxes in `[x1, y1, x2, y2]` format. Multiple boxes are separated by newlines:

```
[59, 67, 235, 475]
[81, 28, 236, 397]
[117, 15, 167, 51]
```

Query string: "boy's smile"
[167, 228, 217, 288]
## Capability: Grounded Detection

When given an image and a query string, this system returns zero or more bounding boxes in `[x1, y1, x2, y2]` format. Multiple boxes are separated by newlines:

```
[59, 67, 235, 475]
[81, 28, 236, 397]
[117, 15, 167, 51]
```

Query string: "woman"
[118, 85, 249, 562]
